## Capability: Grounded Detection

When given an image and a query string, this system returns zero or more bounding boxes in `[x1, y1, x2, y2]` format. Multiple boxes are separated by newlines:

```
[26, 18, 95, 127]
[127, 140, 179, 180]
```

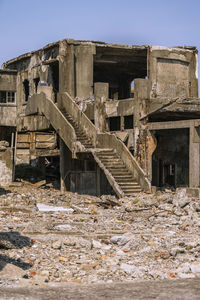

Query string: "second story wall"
[0, 70, 17, 126]
[148, 46, 198, 100]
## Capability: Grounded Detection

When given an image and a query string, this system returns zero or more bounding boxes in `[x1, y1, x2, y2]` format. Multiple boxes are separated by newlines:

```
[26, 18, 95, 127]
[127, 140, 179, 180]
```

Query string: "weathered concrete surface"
[0, 141, 12, 186]
[1, 279, 200, 299]
[1, 39, 200, 194]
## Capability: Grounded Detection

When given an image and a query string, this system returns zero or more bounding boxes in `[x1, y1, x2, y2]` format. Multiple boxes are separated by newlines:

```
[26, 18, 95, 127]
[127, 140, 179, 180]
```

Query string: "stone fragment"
[54, 224, 73, 231]
[110, 235, 129, 245]
[63, 237, 76, 246]
[173, 189, 190, 208]
[120, 263, 143, 277]
[52, 240, 62, 249]
[37, 203, 74, 212]
[190, 262, 200, 273]
[92, 240, 102, 248]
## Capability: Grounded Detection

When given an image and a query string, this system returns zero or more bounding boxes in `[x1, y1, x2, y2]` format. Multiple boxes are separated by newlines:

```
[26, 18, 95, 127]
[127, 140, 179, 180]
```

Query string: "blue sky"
[0, 0, 200, 69]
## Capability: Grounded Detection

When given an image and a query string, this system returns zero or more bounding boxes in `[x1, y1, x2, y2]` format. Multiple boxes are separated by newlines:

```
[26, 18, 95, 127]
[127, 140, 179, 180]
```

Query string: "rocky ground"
[0, 183, 200, 288]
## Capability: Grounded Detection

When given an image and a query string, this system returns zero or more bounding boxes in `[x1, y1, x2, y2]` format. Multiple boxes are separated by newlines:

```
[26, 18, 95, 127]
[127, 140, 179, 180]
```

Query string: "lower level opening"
[152, 128, 189, 188]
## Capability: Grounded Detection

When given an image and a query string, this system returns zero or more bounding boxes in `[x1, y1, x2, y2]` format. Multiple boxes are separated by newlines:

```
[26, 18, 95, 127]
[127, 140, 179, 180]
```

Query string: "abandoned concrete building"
[0, 39, 199, 197]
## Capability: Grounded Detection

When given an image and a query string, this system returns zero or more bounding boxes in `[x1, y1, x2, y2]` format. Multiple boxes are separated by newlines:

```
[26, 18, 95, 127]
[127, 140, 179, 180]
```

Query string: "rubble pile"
[0, 184, 200, 287]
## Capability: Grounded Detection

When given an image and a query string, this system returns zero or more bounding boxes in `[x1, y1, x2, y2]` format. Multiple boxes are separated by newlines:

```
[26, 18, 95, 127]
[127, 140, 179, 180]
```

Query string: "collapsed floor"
[0, 184, 200, 287]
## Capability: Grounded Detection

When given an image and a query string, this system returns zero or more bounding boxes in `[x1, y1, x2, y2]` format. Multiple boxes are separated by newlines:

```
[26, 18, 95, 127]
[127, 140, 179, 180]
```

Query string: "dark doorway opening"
[34, 77, 40, 93]
[23, 80, 29, 102]
[108, 116, 121, 131]
[49, 61, 59, 102]
[152, 128, 189, 188]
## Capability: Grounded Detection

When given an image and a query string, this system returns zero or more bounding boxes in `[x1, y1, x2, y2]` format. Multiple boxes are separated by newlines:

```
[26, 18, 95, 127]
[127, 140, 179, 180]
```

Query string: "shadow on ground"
[0, 232, 33, 271]
[0, 187, 11, 195]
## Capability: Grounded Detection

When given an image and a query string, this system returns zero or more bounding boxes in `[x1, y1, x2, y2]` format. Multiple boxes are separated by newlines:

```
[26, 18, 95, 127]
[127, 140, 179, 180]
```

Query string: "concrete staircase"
[61, 111, 94, 149]
[60, 110, 142, 196]
[26, 90, 151, 197]
[94, 149, 142, 195]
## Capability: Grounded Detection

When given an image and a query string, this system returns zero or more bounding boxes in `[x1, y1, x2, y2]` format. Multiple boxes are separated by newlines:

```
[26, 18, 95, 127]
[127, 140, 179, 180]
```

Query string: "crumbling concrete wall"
[0, 71, 17, 127]
[0, 141, 12, 186]
[148, 46, 198, 100]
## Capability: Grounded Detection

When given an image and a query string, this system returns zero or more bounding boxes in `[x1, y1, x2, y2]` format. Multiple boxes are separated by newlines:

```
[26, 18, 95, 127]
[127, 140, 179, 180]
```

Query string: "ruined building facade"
[0, 39, 199, 196]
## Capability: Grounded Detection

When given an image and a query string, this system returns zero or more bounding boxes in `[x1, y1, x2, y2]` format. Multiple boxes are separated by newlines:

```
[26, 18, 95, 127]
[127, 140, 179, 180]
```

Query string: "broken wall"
[148, 46, 198, 100]
[0, 71, 17, 126]
[0, 141, 13, 186]
[152, 129, 189, 187]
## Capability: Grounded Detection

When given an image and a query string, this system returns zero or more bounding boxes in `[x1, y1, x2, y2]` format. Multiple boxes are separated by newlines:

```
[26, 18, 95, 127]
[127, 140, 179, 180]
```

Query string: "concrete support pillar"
[94, 82, 109, 133]
[75, 45, 95, 99]
[96, 166, 101, 196]
[189, 126, 200, 187]
[147, 131, 157, 181]
[59, 41, 75, 97]
[134, 79, 148, 127]
[60, 138, 71, 191]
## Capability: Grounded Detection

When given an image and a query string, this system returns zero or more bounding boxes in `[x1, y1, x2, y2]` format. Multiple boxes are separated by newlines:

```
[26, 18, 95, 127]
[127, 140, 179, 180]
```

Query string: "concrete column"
[189, 126, 200, 187]
[134, 79, 148, 127]
[59, 41, 75, 97]
[60, 138, 72, 191]
[121, 116, 124, 131]
[147, 131, 157, 182]
[94, 82, 109, 133]
[75, 45, 95, 99]
[96, 166, 101, 196]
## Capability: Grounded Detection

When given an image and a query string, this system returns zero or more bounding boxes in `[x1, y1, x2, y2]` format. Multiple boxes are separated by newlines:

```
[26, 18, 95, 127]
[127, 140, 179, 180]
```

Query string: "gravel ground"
[0, 183, 200, 288]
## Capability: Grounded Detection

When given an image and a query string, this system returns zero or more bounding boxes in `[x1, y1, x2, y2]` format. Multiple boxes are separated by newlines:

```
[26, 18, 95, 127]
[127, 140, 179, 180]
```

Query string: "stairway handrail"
[25, 92, 77, 154]
[58, 92, 150, 191]
[96, 132, 151, 191]
[58, 92, 97, 146]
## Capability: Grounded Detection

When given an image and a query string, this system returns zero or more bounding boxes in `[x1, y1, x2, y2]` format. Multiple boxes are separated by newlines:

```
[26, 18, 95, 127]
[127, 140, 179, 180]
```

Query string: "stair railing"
[58, 92, 151, 191]
[58, 92, 97, 147]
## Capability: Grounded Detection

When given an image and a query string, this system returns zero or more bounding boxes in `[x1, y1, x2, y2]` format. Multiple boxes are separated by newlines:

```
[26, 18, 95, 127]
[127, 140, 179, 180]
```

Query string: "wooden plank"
[17, 134, 30, 143]
[17, 142, 30, 149]
[35, 142, 56, 149]
[16, 149, 30, 155]
[35, 134, 56, 142]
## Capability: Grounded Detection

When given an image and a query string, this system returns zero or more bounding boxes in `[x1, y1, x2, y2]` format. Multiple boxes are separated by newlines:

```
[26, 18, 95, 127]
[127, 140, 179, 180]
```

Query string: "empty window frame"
[124, 115, 133, 129]
[108, 116, 121, 131]
[0, 91, 15, 103]
[34, 77, 40, 93]
[23, 80, 30, 102]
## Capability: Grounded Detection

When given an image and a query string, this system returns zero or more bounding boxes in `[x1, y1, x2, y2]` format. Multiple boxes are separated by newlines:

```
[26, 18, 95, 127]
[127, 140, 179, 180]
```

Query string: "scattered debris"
[0, 185, 200, 287]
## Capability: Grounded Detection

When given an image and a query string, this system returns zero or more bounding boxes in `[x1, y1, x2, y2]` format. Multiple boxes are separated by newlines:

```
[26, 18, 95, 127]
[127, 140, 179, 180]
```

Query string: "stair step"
[109, 168, 127, 171]
[122, 188, 141, 192]
[123, 192, 141, 195]
[97, 152, 115, 156]
[98, 158, 121, 161]
[110, 171, 131, 175]
[115, 176, 134, 180]
[60, 110, 143, 195]
[119, 186, 140, 189]
[119, 183, 140, 187]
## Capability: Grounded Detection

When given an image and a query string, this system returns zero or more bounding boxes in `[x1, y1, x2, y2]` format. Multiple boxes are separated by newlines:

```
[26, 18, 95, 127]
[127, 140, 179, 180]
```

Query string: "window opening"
[23, 80, 30, 102]
[124, 115, 133, 129]
[0, 91, 15, 103]
[34, 78, 40, 93]
[108, 116, 121, 131]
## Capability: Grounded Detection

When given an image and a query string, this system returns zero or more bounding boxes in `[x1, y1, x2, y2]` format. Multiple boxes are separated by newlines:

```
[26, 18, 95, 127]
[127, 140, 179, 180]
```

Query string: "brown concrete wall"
[148, 46, 198, 100]
[0, 105, 16, 126]
[0, 141, 13, 186]
[74, 44, 95, 98]
[0, 72, 17, 126]
[0, 72, 16, 90]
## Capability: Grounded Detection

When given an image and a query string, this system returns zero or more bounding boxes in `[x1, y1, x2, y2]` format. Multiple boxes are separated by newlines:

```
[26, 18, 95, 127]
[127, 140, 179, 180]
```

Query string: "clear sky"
[0, 0, 200, 70]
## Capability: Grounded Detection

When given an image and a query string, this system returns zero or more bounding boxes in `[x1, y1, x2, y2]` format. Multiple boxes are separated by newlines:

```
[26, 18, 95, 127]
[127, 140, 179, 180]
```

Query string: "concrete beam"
[148, 119, 200, 130]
